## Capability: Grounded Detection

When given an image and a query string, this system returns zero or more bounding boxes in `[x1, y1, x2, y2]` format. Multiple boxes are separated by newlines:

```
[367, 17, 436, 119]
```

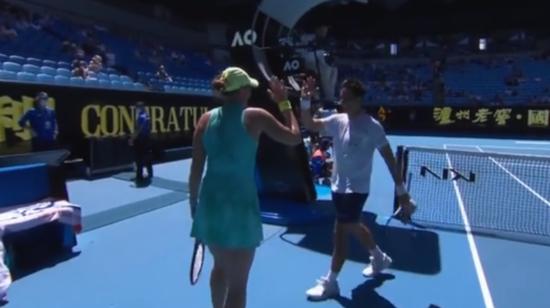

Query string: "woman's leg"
[218, 247, 256, 308]
[209, 246, 228, 308]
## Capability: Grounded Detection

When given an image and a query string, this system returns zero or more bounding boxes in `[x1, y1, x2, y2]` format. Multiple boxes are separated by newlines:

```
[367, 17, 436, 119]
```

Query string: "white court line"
[443, 145, 495, 308]
[476, 146, 550, 208]
[501, 162, 550, 168]
[445, 144, 550, 152]
[515, 141, 550, 145]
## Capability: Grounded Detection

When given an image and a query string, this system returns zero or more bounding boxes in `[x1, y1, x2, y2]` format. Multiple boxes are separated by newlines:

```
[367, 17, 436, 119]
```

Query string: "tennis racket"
[189, 239, 205, 285]
[385, 175, 420, 227]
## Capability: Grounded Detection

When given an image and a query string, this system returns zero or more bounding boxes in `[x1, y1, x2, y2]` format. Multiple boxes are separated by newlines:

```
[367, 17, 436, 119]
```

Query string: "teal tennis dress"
[190, 103, 263, 249]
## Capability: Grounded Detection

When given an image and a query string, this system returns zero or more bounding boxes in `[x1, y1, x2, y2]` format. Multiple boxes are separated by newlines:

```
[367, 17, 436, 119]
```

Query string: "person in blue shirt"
[129, 101, 153, 183]
[18, 91, 58, 152]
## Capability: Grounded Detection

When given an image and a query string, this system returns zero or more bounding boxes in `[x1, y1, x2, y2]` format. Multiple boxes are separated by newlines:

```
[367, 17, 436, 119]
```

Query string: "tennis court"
[5, 135, 550, 308]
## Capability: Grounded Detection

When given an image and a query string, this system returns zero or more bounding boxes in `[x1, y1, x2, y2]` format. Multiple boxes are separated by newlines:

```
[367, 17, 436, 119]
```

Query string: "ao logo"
[283, 59, 300, 72]
[231, 30, 257, 47]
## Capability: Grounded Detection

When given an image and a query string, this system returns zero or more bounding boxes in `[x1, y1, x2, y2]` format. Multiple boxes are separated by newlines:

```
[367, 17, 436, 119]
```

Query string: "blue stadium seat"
[0, 53, 7, 62]
[85, 78, 99, 87]
[110, 80, 122, 88]
[57, 61, 71, 68]
[54, 75, 70, 85]
[17, 72, 37, 82]
[8, 55, 25, 64]
[26, 57, 42, 66]
[23, 64, 40, 74]
[122, 81, 133, 89]
[3, 62, 22, 72]
[97, 72, 108, 80]
[43, 59, 57, 67]
[99, 79, 111, 88]
[56, 68, 71, 77]
[120, 75, 132, 83]
[134, 82, 145, 90]
[0, 70, 17, 80]
[70, 77, 85, 85]
[109, 74, 120, 81]
[41, 66, 57, 75]
[37, 74, 54, 83]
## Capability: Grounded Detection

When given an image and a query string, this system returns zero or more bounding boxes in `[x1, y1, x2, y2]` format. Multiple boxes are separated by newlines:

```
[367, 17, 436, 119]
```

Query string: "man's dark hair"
[341, 79, 366, 98]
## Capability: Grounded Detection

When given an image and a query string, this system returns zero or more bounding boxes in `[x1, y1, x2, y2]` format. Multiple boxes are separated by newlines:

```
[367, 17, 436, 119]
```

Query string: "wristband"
[396, 183, 408, 196]
[278, 100, 292, 112]
[300, 98, 311, 110]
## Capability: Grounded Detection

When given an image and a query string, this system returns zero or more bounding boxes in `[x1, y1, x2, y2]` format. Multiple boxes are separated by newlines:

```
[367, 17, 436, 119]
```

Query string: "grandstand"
[0, 0, 222, 95]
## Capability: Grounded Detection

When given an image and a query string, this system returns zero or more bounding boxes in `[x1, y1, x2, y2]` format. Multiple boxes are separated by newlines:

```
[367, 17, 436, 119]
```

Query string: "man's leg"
[305, 193, 351, 300]
[343, 194, 392, 277]
[134, 140, 144, 181]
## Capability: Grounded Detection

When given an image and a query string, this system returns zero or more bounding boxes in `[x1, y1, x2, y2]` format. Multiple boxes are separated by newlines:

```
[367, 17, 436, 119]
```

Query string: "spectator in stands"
[129, 101, 153, 185]
[156, 65, 173, 82]
[72, 60, 88, 79]
[88, 55, 103, 73]
[18, 92, 58, 152]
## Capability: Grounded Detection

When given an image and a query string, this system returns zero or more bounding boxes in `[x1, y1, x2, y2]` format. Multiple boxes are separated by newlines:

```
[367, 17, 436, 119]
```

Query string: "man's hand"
[397, 193, 416, 223]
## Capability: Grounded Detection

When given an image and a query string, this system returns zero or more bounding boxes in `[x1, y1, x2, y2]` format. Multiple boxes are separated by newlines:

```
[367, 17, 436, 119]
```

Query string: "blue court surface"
[6, 135, 550, 308]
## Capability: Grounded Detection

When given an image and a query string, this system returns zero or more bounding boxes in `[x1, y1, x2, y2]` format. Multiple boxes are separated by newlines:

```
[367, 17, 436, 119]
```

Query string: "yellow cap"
[221, 67, 259, 92]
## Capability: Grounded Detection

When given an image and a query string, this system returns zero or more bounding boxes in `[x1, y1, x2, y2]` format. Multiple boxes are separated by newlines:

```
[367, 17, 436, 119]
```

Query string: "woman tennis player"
[189, 67, 301, 308]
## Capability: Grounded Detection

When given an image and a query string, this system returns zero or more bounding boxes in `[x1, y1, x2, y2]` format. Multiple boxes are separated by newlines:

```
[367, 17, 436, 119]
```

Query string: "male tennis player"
[300, 77, 415, 301]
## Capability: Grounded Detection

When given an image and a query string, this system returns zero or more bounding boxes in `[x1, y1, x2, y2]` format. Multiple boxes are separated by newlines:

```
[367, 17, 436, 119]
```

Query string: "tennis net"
[396, 146, 550, 245]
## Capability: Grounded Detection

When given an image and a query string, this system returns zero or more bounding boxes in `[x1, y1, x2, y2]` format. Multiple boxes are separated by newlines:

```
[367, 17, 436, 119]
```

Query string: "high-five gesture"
[267, 76, 288, 103]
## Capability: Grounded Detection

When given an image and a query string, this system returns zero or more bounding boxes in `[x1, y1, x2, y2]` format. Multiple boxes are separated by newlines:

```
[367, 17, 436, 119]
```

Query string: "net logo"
[231, 29, 257, 47]
[420, 166, 476, 182]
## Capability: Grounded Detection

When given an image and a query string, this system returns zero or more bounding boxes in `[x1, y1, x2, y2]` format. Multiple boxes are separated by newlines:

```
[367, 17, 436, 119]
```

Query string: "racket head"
[189, 240, 205, 285]
[287, 75, 301, 91]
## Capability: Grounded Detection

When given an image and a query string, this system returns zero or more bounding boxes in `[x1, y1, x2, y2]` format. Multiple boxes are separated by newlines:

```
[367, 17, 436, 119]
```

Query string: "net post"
[393, 145, 408, 213]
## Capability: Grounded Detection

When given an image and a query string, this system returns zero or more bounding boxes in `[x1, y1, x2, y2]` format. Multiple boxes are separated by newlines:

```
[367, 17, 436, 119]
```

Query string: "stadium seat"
[120, 75, 132, 83]
[22, 64, 40, 74]
[26, 58, 42, 66]
[85, 78, 99, 87]
[8, 55, 25, 64]
[42, 59, 57, 67]
[17, 72, 37, 82]
[37, 74, 54, 83]
[99, 79, 111, 88]
[54, 75, 70, 85]
[110, 80, 122, 88]
[3, 62, 22, 72]
[97, 72, 109, 80]
[0, 70, 17, 80]
[57, 61, 71, 68]
[0, 53, 7, 62]
[41, 66, 57, 75]
[122, 81, 133, 89]
[56, 68, 71, 77]
[109, 74, 120, 81]
[70, 77, 85, 85]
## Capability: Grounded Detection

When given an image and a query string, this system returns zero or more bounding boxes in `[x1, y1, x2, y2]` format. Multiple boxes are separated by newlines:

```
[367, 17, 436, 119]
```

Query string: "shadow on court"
[334, 274, 397, 308]
[11, 250, 81, 280]
[280, 211, 441, 275]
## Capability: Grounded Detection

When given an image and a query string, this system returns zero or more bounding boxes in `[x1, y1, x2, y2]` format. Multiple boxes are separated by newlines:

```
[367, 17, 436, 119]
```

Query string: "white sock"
[327, 270, 338, 282]
[369, 245, 384, 260]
